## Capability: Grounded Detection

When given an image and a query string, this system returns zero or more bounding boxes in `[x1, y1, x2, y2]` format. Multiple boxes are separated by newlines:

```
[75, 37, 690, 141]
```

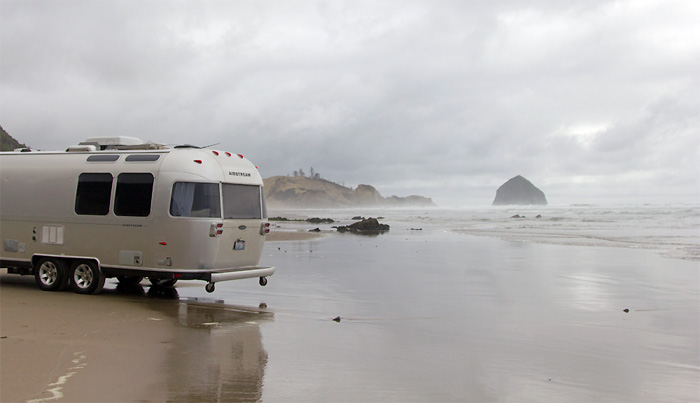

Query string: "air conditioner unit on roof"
[81, 136, 144, 147]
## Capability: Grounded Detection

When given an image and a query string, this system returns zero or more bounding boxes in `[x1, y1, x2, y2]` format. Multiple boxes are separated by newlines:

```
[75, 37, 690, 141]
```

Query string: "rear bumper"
[209, 266, 275, 283]
[100, 265, 275, 283]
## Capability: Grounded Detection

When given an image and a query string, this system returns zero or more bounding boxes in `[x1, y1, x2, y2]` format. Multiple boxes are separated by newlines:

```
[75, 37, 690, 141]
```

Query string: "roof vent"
[66, 144, 98, 152]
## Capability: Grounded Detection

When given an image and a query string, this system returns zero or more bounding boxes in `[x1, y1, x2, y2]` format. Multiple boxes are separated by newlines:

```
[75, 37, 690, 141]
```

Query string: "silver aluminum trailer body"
[0, 143, 274, 294]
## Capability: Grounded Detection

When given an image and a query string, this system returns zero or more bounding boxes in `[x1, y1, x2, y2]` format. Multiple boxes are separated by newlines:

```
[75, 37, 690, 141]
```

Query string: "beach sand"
[265, 230, 325, 242]
[2, 220, 698, 402]
[0, 231, 310, 402]
[0, 273, 172, 402]
[0, 272, 271, 402]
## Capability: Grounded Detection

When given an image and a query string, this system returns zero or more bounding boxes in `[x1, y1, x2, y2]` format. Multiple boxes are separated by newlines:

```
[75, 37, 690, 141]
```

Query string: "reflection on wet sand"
[127, 285, 273, 402]
[0, 274, 274, 402]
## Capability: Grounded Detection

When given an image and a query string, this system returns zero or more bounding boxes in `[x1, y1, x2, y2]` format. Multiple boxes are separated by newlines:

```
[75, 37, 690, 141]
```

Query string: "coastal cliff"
[263, 175, 436, 208]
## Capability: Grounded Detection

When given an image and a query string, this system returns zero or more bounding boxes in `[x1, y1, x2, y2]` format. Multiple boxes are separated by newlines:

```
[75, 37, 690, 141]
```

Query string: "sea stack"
[492, 175, 547, 206]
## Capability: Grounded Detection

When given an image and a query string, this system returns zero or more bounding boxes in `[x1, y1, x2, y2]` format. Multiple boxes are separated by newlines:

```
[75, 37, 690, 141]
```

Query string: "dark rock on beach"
[336, 218, 390, 233]
[306, 217, 334, 224]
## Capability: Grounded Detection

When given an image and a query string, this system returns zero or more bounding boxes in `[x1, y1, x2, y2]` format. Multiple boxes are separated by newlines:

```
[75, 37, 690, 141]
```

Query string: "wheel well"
[31, 255, 100, 270]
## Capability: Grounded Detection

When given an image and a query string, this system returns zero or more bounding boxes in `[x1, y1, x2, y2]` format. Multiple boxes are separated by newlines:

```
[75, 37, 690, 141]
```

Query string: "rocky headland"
[263, 175, 436, 209]
[1, 125, 28, 151]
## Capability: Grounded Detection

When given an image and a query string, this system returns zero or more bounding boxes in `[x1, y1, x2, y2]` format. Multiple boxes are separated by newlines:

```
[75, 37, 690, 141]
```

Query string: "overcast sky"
[1, 0, 698, 206]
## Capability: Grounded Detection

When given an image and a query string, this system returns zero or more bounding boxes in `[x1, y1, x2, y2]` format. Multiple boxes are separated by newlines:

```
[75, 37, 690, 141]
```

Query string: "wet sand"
[254, 224, 700, 402]
[2, 219, 698, 402]
[0, 272, 272, 402]
[265, 230, 325, 242]
[0, 227, 308, 402]
[0, 272, 171, 402]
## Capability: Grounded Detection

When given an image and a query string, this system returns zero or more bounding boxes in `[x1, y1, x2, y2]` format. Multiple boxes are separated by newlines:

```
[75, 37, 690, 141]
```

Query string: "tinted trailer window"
[170, 182, 221, 218]
[222, 184, 262, 219]
[115, 173, 154, 217]
[75, 173, 113, 215]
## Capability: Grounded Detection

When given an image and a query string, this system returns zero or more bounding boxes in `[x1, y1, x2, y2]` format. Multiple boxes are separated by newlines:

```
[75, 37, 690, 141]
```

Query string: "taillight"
[210, 223, 224, 237]
[260, 222, 270, 235]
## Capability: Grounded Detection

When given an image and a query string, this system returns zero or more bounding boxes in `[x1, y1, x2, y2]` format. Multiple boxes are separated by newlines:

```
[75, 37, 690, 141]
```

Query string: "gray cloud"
[2, 0, 698, 205]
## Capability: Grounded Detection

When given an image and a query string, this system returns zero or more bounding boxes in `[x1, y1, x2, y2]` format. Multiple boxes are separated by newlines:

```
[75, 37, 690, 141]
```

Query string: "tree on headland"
[309, 167, 321, 179]
[292, 167, 322, 179]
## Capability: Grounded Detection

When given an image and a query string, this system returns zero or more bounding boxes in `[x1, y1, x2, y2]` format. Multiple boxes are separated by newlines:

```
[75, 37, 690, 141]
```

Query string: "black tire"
[34, 258, 68, 291]
[117, 275, 144, 285]
[205, 282, 215, 293]
[70, 260, 105, 295]
[149, 278, 178, 287]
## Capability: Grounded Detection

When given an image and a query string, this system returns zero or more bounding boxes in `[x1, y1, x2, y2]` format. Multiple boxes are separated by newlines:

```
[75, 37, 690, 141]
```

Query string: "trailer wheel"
[205, 282, 215, 293]
[34, 258, 68, 291]
[259, 276, 268, 287]
[149, 278, 178, 287]
[70, 261, 105, 295]
[117, 275, 143, 285]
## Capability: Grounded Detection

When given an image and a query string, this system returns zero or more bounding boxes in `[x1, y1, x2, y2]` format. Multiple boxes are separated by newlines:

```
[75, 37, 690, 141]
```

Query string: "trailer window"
[125, 154, 160, 162]
[222, 184, 262, 219]
[115, 173, 154, 217]
[261, 189, 268, 219]
[75, 173, 113, 215]
[170, 182, 221, 218]
[87, 155, 119, 162]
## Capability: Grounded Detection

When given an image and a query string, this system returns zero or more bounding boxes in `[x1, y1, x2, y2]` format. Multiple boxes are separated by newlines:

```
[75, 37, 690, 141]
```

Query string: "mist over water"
[272, 204, 700, 260]
[173, 204, 699, 402]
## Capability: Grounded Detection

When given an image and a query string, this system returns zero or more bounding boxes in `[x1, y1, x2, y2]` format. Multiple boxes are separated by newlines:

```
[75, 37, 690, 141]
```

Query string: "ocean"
[147, 204, 700, 401]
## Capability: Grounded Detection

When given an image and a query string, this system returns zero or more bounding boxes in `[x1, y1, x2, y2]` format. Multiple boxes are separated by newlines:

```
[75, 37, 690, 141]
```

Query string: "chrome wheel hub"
[73, 264, 93, 288]
[39, 262, 57, 285]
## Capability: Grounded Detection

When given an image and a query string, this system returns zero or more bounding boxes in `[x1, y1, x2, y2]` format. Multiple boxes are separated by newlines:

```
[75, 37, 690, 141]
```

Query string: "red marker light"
[225, 152, 232, 157]
[212, 151, 219, 156]
[237, 154, 244, 159]
[194, 160, 202, 164]
[159, 242, 167, 245]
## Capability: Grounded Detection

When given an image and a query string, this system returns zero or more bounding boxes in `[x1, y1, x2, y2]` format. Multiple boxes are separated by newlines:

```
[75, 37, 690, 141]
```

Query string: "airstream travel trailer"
[0, 137, 274, 294]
